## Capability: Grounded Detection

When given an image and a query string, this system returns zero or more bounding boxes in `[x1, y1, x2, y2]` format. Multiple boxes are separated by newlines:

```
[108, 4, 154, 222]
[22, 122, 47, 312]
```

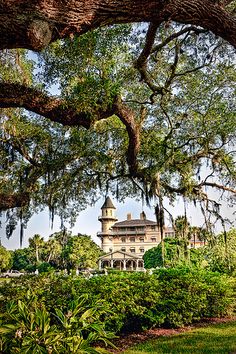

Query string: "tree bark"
[0, 0, 235, 50]
[0, 83, 114, 128]
[0, 193, 30, 211]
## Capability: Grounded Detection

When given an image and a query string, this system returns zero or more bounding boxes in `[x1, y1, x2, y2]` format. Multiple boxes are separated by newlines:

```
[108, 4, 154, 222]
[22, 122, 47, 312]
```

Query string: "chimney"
[140, 211, 146, 220]
[127, 213, 132, 220]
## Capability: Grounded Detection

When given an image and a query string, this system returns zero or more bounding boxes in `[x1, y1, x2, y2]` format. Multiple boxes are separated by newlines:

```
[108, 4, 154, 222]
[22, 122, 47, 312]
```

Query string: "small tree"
[143, 238, 186, 269]
[62, 235, 102, 271]
[12, 247, 34, 272]
[0, 245, 12, 271]
[206, 228, 236, 274]
[28, 234, 45, 265]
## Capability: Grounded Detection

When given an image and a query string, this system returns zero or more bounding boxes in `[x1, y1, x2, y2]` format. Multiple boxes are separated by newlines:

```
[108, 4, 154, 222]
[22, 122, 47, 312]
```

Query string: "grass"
[124, 321, 236, 354]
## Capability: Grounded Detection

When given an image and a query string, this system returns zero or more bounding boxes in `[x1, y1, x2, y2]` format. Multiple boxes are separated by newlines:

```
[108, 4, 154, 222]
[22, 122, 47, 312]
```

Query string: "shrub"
[0, 267, 234, 343]
[0, 296, 115, 353]
[37, 262, 55, 273]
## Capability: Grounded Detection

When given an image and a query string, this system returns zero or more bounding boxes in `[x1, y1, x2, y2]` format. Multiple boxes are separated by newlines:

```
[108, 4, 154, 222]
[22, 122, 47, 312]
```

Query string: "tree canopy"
[12, 232, 102, 271]
[0, 1, 235, 239]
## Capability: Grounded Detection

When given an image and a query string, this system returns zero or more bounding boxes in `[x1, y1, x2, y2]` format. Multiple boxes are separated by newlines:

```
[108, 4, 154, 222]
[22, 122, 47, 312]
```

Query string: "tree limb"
[0, 0, 235, 50]
[0, 82, 141, 184]
[203, 182, 236, 194]
[0, 193, 30, 211]
[0, 83, 114, 128]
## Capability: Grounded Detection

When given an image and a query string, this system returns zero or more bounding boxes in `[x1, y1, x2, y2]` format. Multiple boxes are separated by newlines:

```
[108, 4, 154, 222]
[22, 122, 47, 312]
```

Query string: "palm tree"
[28, 234, 44, 263]
[45, 238, 62, 264]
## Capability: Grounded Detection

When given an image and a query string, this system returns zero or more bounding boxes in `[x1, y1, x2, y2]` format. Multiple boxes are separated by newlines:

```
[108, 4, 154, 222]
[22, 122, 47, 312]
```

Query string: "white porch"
[98, 250, 144, 271]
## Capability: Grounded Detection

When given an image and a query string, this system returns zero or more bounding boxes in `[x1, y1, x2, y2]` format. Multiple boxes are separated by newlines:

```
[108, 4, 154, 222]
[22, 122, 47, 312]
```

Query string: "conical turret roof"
[101, 196, 116, 209]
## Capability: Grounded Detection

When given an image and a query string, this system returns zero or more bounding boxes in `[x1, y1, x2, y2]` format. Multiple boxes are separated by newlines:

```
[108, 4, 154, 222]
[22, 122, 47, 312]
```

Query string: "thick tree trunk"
[0, 0, 235, 50]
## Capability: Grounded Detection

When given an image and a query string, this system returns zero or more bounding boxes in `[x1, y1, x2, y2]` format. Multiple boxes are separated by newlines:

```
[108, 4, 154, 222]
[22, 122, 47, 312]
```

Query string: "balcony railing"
[98, 215, 118, 221]
[97, 230, 148, 236]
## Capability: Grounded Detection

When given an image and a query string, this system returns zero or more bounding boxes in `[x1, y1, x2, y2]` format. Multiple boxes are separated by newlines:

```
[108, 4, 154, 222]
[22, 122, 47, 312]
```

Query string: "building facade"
[97, 197, 175, 270]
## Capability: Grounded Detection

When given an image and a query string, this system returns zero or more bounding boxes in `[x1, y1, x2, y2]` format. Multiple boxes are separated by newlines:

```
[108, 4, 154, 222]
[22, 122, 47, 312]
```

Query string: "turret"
[98, 196, 118, 234]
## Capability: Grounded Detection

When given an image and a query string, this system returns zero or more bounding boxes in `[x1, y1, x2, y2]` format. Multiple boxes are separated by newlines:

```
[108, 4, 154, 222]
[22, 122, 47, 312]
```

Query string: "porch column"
[110, 259, 114, 268]
[98, 260, 102, 270]
[123, 259, 127, 270]
[131, 261, 134, 271]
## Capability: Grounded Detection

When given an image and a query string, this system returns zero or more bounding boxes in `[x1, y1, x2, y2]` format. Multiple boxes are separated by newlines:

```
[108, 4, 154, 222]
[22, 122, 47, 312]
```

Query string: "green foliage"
[154, 267, 233, 327]
[189, 247, 207, 268]
[62, 235, 102, 270]
[0, 296, 115, 353]
[143, 238, 188, 269]
[37, 262, 55, 274]
[0, 246, 12, 271]
[12, 248, 35, 272]
[0, 269, 234, 338]
[1, 23, 236, 234]
[205, 228, 236, 274]
[11, 232, 102, 273]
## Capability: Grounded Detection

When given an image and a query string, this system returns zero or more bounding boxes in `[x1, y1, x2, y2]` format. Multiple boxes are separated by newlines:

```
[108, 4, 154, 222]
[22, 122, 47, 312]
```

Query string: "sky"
[1, 195, 235, 250]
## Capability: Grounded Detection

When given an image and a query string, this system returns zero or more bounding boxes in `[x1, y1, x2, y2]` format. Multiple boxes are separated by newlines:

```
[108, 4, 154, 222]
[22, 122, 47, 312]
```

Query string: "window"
[109, 248, 113, 252]
[151, 237, 156, 242]
[130, 237, 135, 242]
[139, 237, 144, 242]
[151, 225, 156, 230]
[140, 248, 145, 253]
[130, 247, 135, 253]
[121, 237, 126, 243]
[121, 247, 126, 252]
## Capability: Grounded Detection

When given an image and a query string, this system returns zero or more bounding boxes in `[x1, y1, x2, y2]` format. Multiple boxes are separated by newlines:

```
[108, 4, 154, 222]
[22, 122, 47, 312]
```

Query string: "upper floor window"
[130, 247, 135, 253]
[130, 237, 135, 242]
[151, 225, 156, 230]
[139, 237, 144, 242]
[109, 248, 113, 252]
[121, 247, 126, 252]
[121, 237, 126, 243]
[140, 248, 145, 253]
[151, 237, 156, 242]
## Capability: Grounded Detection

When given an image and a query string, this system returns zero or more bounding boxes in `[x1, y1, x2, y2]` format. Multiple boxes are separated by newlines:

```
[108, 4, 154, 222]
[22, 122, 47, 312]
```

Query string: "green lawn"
[124, 321, 236, 354]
